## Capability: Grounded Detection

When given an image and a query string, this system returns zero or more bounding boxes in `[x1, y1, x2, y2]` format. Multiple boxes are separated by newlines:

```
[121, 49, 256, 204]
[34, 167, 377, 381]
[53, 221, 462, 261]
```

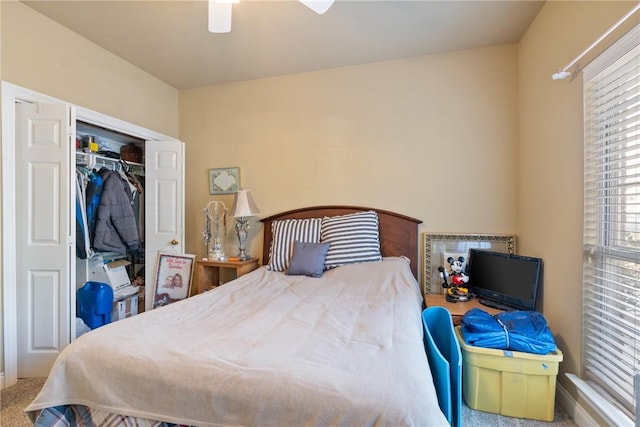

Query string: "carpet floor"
[1, 378, 46, 427]
[2, 378, 577, 426]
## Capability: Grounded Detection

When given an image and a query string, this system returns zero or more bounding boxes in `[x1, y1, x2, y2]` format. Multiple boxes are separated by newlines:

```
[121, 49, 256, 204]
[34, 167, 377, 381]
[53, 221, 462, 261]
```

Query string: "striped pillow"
[267, 218, 322, 272]
[321, 211, 382, 269]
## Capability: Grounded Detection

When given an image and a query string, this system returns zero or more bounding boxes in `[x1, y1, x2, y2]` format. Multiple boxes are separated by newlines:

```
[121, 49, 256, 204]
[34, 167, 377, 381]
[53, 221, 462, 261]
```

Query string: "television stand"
[479, 299, 515, 312]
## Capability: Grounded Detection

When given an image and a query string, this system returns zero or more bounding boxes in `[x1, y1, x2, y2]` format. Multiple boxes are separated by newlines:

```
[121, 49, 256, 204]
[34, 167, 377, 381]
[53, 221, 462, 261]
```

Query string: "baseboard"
[556, 381, 599, 427]
[0, 372, 5, 390]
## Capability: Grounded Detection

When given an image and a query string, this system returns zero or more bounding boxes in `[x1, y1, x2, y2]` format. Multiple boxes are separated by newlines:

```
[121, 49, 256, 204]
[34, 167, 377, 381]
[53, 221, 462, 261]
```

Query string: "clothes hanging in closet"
[76, 158, 145, 257]
[85, 169, 105, 247]
[93, 168, 140, 254]
[75, 170, 92, 260]
[121, 160, 145, 243]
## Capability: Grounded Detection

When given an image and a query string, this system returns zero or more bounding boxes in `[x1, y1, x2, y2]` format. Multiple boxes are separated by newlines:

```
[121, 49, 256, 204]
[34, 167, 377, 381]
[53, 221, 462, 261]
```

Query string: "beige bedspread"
[26, 257, 449, 427]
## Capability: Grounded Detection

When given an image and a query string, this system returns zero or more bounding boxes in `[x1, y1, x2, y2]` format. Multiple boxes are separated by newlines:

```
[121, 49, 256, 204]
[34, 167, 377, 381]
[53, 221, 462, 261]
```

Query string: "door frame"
[1, 81, 176, 388]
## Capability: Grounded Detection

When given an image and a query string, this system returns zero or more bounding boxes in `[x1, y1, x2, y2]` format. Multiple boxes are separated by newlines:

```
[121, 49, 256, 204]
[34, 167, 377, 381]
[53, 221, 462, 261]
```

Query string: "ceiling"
[22, 0, 545, 90]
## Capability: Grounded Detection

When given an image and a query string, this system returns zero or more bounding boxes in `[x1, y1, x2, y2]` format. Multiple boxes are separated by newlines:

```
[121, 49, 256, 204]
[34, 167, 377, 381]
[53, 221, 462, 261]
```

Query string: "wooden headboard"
[261, 206, 423, 279]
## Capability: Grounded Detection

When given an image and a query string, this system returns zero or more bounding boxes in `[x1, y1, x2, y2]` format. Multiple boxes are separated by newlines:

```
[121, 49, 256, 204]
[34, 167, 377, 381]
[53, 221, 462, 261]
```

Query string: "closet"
[5, 90, 185, 381]
[75, 122, 148, 321]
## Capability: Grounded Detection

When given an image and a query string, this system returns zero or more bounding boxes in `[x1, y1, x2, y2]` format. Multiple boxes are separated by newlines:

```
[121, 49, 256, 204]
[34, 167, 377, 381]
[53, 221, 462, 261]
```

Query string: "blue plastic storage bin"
[422, 306, 462, 427]
[77, 281, 113, 329]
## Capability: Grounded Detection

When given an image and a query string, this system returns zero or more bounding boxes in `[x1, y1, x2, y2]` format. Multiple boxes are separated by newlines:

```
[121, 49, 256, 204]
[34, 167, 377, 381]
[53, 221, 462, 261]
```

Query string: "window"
[583, 24, 640, 420]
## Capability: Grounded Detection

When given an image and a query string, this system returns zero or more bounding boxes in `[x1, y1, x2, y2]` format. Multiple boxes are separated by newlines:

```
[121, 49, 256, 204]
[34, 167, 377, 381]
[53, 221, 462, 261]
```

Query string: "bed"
[26, 206, 450, 427]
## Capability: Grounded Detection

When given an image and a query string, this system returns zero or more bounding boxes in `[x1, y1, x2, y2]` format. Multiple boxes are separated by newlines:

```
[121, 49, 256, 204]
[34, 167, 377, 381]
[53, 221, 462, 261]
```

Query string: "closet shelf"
[76, 151, 144, 176]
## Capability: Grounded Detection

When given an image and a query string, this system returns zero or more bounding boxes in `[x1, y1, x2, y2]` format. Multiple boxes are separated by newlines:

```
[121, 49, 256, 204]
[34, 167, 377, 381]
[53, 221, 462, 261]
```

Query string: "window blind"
[583, 24, 640, 419]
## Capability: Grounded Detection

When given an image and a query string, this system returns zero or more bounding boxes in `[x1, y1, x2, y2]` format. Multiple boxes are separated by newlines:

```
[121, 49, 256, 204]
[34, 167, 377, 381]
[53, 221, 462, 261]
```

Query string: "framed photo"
[209, 167, 240, 194]
[422, 233, 516, 295]
[153, 253, 196, 308]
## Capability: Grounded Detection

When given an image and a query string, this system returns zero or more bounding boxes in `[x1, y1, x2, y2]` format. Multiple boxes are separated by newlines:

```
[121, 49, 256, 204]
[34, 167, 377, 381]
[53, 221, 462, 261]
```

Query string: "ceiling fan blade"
[208, 0, 233, 33]
[299, 0, 334, 15]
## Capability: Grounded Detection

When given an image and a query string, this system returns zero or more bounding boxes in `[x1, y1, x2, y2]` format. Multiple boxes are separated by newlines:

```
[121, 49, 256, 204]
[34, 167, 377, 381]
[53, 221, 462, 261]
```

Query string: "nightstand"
[424, 293, 503, 326]
[194, 258, 259, 294]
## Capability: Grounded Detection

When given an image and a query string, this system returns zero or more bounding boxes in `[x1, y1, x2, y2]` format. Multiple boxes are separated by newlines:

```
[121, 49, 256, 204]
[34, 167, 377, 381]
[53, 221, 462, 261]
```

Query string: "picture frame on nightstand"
[423, 233, 516, 296]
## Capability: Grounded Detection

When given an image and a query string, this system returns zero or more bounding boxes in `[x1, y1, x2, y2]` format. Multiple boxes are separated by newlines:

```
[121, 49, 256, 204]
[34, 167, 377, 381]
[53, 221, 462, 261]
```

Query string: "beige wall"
[180, 44, 520, 267]
[1, 1, 179, 137]
[518, 0, 636, 394]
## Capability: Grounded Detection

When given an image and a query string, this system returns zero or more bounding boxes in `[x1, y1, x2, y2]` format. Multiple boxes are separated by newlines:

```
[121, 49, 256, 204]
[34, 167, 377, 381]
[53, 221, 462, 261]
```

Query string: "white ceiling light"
[208, 0, 334, 33]
[299, 0, 335, 15]
[208, 0, 238, 33]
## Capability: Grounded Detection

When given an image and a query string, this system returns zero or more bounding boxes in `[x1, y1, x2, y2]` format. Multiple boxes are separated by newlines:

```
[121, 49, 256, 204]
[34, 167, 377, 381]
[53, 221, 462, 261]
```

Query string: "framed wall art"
[152, 253, 196, 308]
[422, 233, 516, 295]
[209, 167, 240, 195]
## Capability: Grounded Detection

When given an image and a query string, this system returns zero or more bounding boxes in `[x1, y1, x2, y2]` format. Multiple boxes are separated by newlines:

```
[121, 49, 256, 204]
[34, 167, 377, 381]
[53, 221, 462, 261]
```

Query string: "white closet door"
[144, 140, 185, 310]
[16, 102, 73, 377]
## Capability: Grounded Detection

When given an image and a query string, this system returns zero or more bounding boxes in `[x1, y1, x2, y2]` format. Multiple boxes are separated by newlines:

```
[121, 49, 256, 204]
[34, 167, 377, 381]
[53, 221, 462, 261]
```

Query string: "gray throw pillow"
[285, 241, 331, 278]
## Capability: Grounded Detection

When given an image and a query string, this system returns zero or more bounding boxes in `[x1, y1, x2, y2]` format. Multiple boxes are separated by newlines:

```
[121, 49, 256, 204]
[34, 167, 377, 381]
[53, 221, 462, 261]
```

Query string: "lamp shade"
[230, 190, 261, 218]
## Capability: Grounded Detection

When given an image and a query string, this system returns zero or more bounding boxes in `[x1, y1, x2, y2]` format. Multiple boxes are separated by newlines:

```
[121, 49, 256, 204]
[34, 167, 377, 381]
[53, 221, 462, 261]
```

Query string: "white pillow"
[267, 218, 322, 272]
[321, 211, 382, 269]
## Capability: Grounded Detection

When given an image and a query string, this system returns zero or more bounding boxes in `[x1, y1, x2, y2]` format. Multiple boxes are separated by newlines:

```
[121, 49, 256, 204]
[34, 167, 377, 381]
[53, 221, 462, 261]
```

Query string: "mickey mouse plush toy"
[438, 256, 472, 302]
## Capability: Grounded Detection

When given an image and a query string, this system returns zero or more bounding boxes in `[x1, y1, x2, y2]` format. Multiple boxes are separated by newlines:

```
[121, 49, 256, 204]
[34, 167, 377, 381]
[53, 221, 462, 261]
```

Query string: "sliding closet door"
[15, 102, 73, 377]
[145, 140, 185, 311]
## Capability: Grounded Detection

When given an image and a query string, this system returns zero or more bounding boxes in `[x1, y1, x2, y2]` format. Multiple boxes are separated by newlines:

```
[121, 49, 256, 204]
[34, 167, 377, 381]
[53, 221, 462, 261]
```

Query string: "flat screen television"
[465, 249, 543, 311]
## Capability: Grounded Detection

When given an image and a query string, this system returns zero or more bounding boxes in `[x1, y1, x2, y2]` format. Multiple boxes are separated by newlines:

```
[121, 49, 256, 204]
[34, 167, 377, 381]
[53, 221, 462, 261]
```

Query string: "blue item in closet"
[77, 282, 113, 330]
[85, 171, 104, 242]
[422, 306, 462, 427]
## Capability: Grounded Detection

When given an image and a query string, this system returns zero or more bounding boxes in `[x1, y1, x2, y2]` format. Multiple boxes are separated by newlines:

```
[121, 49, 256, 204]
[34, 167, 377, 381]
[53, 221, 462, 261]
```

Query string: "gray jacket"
[93, 170, 140, 254]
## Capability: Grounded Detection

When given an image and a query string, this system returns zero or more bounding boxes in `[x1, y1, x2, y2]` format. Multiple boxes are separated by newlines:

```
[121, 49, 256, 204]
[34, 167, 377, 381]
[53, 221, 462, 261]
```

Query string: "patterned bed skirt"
[31, 405, 190, 427]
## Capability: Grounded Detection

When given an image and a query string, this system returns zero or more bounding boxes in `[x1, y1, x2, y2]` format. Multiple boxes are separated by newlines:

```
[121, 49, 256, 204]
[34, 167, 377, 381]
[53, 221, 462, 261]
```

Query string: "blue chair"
[422, 306, 462, 427]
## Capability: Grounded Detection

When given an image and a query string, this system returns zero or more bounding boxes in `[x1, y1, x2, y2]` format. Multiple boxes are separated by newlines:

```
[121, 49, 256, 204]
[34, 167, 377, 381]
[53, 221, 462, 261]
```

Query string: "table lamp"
[230, 190, 261, 261]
